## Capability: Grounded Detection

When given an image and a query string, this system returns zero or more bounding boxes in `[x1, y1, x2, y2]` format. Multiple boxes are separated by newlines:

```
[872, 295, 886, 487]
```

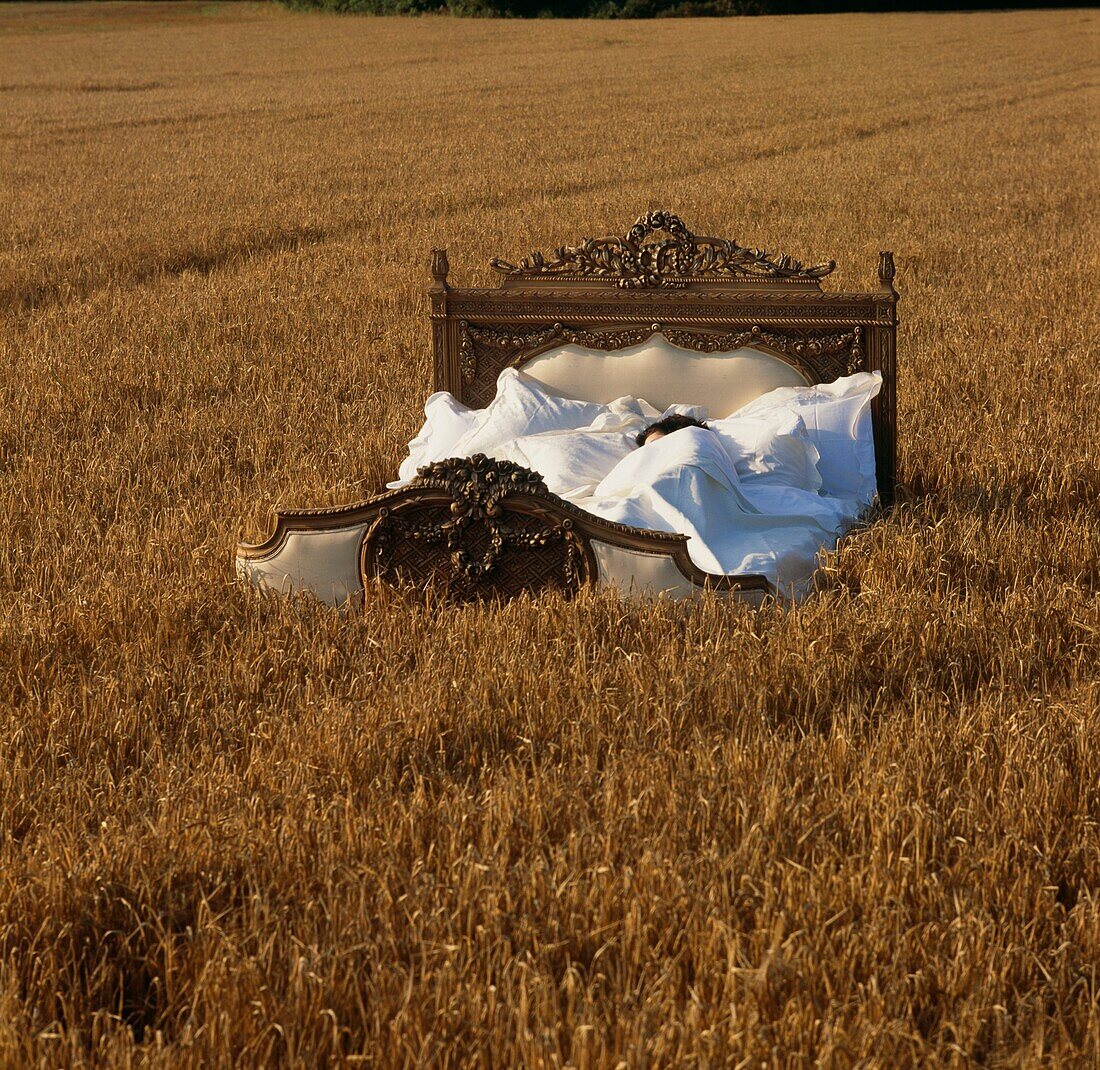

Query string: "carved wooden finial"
[878, 251, 896, 291]
[430, 247, 449, 287]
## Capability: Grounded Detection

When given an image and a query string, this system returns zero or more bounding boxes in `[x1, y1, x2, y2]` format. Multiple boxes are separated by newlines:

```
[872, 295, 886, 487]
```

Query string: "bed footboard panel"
[236, 455, 771, 606]
[360, 484, 596, 603]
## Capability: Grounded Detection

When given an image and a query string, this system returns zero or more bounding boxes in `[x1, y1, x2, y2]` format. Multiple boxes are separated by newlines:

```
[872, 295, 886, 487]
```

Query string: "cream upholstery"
[518, 335, 810, 417]
[591, 541, 767, 605]
[237, 523, 369, 606]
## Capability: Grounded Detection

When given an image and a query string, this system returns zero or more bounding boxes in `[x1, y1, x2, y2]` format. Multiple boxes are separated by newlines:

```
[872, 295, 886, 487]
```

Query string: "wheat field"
[1, 2, 1098, 1066]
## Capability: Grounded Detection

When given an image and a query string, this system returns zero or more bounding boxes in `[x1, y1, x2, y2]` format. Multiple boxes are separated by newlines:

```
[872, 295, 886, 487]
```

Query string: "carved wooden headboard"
[428, 211, 898, 505]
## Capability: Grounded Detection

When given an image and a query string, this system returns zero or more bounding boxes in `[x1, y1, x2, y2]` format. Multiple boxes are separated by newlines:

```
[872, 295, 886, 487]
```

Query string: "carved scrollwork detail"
[549, 324, 654, 351]
[417, 452, 547, 509]
[665, 324, 863, 380]
[465, 322, 563, 351]
[450, 298, 889, 326]
[453, 286, 885, 304]
[362, 455, 593, 597]
[458, 322, 863, 384]
[459, 320, 476, 383]
[490, 210, 836, 288]
[849, 326, 864, 374]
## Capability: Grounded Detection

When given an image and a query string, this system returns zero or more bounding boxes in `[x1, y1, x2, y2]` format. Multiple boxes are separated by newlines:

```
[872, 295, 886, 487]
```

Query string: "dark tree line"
[280, 0, 1092, 17]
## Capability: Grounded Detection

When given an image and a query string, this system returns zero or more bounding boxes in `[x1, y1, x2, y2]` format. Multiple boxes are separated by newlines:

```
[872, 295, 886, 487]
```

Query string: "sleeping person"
[635, 414, 709, 447]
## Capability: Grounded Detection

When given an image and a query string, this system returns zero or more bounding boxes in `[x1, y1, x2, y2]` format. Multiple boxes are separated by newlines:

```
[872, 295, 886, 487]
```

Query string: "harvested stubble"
[1, 3, 1098, 1067]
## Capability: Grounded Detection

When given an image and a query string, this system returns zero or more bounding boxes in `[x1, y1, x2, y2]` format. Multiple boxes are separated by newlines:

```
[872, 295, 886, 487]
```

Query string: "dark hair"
[635, 414, 709, 448]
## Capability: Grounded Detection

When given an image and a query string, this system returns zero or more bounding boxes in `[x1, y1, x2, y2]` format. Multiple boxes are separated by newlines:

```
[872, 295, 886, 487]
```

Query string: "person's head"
[635, 414, 709, 448]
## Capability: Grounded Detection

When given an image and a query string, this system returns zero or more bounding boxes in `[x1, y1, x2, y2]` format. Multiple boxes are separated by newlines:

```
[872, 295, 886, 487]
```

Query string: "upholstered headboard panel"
[518, 335, 811, 416]
[426, 212, 898, 503]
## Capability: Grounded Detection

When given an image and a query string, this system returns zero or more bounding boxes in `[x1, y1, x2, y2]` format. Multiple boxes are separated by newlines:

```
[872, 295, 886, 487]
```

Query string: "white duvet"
[391, 368, 881, 597]
[572, 426, 859, 597]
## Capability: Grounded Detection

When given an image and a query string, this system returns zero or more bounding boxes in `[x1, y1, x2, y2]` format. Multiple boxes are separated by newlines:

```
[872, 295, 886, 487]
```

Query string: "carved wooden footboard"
[360, 456, 596, 601]
[236, 454, 770, 606]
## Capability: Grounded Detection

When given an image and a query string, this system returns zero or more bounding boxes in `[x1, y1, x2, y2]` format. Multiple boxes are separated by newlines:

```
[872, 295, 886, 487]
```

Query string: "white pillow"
[586, 396, 662, 434]
[661, 402, 708, 422]
[709, 410, 822, 492]
[448, 368, 604, 459]
[730, 372, 882, 504]
[586, 398, 709, 441]
[388, 391, 478, 489]
[498, 427, 636, 497]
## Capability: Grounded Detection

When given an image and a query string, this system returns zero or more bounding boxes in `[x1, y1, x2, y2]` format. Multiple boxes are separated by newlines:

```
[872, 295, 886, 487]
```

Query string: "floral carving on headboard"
[490, 211, 836, 289]
[456, 321, 863, 402]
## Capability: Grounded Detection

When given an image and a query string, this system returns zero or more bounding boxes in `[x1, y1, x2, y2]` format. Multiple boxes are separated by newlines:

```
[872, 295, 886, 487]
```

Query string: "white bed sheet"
[569, 427, 860, 597]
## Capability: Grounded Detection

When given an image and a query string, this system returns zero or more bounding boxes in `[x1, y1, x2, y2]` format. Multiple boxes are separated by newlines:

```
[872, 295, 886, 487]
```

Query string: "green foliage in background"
[279, 0, 766, 13]
[279, 0, 1079, 16]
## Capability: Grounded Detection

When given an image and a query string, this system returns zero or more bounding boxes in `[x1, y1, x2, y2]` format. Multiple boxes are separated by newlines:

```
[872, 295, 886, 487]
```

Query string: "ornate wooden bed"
[236, 212, 898, 605]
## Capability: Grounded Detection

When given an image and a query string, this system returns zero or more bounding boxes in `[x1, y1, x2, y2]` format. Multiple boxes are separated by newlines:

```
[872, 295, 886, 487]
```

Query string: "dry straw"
[1, 3, 1097, 1066]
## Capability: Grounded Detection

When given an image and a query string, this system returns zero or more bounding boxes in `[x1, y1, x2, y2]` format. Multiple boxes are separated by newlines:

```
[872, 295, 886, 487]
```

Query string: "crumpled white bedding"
[390, 368, 881, 595]
[571, 426, 860, 597]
